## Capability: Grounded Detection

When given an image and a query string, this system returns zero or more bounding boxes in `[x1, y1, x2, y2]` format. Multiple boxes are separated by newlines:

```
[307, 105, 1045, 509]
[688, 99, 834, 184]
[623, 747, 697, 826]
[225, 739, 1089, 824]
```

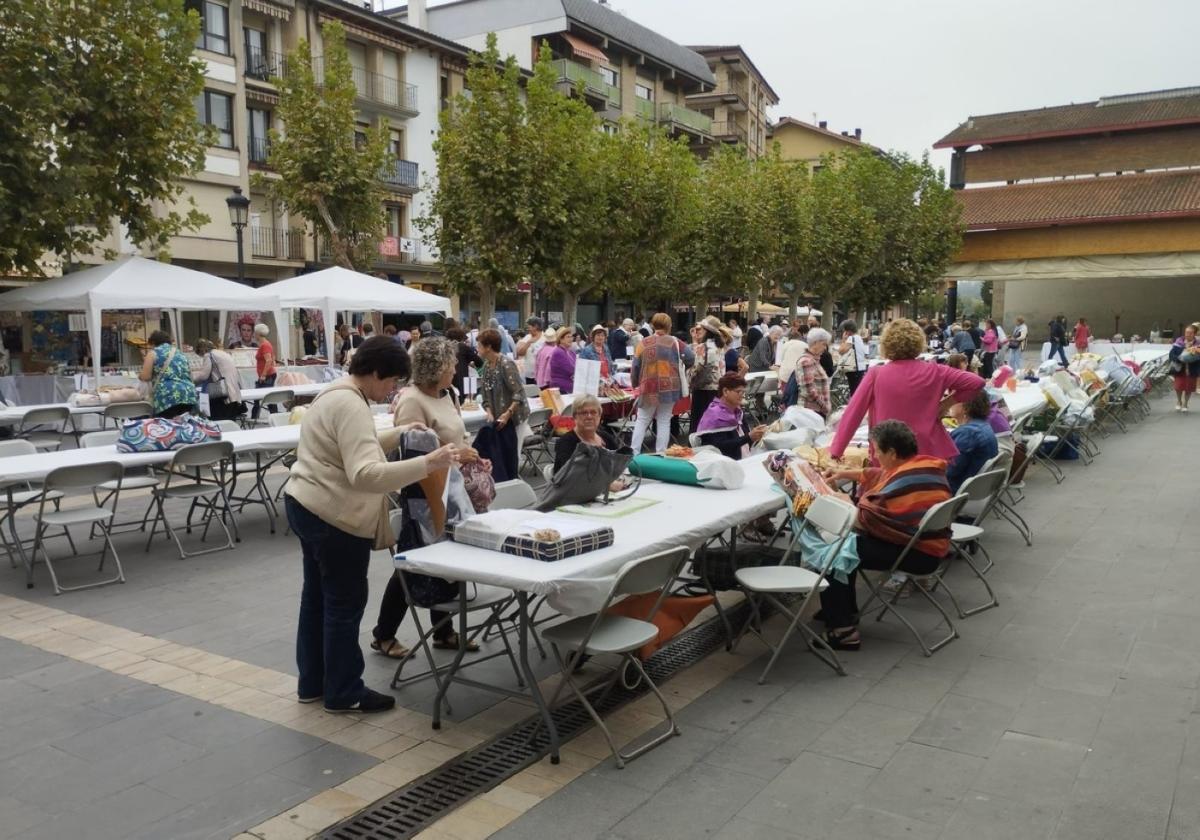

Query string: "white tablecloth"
[395, 454, 784, 617]
[999, 383, 1048, 420]
[0, 402, 106, 426]
[240, 382, 327, 402]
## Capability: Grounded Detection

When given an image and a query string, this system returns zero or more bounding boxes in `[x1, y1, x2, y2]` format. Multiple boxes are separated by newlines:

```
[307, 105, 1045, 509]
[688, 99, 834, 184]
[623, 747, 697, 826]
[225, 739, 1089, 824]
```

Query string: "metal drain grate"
[321, 599, 752, 840]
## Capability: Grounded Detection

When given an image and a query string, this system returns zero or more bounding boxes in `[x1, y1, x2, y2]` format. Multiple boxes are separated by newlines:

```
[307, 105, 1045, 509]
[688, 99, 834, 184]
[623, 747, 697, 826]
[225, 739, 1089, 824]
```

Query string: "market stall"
[250, 267, 451, 364]
[0, 256, 285, 386]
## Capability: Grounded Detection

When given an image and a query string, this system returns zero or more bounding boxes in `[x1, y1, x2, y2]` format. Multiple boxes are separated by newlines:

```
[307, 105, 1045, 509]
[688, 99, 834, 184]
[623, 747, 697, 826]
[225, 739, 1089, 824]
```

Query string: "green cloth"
[629, 454, 704, 486]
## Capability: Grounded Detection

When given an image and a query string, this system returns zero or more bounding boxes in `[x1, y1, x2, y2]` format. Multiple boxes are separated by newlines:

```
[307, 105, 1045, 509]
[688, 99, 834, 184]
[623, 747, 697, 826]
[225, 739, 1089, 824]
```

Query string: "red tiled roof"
[935, 86, 1200, 148]
[956, 169, 1200, 231]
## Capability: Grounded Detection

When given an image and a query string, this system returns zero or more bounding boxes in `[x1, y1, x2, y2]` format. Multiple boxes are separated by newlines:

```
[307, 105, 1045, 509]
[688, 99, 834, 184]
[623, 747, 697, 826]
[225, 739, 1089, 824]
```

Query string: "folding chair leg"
[756, 593, 844, 682]
[862, 575, 959, 657]
[548, 643, 625, 766]
[616, 655, 681, 764]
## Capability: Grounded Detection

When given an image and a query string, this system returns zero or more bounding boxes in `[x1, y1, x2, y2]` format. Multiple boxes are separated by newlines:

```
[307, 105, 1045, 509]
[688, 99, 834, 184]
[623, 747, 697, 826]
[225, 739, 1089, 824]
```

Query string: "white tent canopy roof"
[255, 267, 451, 314]
[0, 255, 278, 312]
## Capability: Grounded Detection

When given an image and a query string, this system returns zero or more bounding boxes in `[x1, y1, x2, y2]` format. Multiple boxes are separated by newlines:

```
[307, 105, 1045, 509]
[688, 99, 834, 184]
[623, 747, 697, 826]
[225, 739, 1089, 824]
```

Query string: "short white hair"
[768, 326, 783, 337]
[807, 328, 832, 345]
[254, 323, 270, 337]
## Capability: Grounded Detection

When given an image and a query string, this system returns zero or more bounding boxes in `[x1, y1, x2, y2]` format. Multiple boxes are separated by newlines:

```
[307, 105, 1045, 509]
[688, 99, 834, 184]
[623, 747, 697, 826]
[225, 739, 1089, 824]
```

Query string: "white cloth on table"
[395, 453, 784, 616]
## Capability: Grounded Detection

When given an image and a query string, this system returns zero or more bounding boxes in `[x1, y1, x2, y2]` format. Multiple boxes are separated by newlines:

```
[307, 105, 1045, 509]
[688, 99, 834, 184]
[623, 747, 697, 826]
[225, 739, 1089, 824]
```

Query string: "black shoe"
[325, 688, 396, 714]
[298, 694, 322, 704]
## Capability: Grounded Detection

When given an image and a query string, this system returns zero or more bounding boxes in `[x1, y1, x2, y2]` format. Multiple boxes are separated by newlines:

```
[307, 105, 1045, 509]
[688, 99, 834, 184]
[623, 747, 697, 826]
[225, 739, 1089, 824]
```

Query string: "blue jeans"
[286, 496, 373, 707]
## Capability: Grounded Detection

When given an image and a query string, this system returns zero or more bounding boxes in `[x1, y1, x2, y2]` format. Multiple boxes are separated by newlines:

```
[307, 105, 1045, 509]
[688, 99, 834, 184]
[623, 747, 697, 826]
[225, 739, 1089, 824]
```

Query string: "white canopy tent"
[251, 266, 452, 362]
[0, 256, 284, 384]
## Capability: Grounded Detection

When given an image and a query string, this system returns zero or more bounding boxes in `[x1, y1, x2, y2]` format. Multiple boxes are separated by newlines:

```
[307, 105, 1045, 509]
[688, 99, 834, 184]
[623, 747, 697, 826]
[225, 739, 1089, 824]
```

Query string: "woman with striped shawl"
[818, 420, 952, 650]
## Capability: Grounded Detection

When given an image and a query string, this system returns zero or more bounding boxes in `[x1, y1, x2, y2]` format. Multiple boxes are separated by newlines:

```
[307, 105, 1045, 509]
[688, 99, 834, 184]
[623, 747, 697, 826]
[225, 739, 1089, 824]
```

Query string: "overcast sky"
[417, 0, 1200, 179]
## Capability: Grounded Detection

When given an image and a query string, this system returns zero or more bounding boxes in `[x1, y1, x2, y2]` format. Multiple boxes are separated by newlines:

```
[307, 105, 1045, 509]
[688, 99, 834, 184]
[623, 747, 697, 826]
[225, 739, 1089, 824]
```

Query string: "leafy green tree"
[417, 35, 527, 321]
[757, 150, 813, 320]
[0, 0, 209, 274]
[260, 21, 389, 271]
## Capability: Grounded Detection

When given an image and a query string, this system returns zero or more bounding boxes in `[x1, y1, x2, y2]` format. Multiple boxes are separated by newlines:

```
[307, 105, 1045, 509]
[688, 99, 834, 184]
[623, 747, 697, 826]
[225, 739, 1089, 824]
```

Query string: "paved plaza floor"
[0, 390, 1197, 839]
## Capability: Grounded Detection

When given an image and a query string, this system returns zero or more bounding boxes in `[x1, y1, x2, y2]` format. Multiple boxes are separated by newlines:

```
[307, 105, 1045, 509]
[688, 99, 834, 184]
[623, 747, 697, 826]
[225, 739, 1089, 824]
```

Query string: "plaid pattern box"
[448, 522, 614, 562]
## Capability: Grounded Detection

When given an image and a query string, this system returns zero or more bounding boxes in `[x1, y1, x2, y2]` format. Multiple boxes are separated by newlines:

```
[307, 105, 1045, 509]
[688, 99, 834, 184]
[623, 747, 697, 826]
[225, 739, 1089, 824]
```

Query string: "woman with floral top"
[475, 328, 529, 480]
[138, 330, 198, 418]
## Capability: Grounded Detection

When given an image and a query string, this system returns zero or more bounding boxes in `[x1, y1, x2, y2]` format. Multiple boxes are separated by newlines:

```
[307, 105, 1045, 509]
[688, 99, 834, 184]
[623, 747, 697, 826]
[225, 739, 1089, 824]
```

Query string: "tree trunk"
[788, 290, 799, 320]
[747, 287, 759, 325]
[696, 300, 708, 319]
[822, 293, 837, 330]
[478, 284, 496, 324]
[561, 290, 578, 329]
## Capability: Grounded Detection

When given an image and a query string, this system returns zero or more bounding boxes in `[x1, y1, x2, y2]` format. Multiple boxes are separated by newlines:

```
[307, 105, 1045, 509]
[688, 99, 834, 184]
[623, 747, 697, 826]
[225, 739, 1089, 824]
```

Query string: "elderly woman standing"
[1169, 323, 1200, 412]
[579, 325, 615, 380]
[687, 317, 727, 429]
[631, 312, 694, 453]
[829, 319, 985, 463]
[192, 339, 244, 420]
[796, 328, 833, 418]
[475, 328, 529, 481]
[138, 330, 198, 418]
[286, 336, 456, 713]
[546, 327, 578, 393]
[371, 337, 481, 660]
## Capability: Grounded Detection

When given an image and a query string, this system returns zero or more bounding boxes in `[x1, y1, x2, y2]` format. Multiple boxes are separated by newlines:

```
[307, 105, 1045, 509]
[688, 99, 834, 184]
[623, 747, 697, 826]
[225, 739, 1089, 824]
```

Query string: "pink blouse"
[829, 360, 986, 462]
[981, 329, 998, 353]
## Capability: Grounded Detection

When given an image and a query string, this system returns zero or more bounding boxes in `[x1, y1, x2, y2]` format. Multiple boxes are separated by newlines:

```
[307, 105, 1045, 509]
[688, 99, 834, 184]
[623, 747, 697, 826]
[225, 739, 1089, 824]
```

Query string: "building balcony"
[380, 159, 419, 192]
[251, 226, 306, 261]
[311, 57, 418, 116]
[634, 96, 655, 123]
[658, 102, 712, 138]
[245, 47, 287, 83]
[711, 120, 747, 145]
[553, 59, 620, 108]
[248, 136, 271, 166]
[318, 236, 420, 265]
[689, 78, 749, 111]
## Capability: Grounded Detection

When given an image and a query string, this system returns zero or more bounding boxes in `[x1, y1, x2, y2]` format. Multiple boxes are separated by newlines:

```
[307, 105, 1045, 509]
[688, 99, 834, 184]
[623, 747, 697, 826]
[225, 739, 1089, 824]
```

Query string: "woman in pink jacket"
[829, 319, 985, 463]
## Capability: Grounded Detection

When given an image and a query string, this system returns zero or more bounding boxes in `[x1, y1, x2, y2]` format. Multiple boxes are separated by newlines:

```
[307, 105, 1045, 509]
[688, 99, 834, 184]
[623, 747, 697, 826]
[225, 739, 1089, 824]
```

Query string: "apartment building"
[388, 0, 718, 148]
[78, 0, 468, 300]
[685, 45, 778, 158]
[767, 117, 872, 168]
[936, 85, 1200, 338]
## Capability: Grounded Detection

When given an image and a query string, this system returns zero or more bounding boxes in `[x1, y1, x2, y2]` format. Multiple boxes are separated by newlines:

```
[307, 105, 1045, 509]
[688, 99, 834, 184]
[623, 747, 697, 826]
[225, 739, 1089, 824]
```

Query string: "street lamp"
[225, 186, 250, 283]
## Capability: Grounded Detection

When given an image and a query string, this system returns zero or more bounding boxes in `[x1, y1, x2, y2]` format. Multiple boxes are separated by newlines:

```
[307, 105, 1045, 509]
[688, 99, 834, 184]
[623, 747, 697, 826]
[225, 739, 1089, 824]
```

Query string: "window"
[600, 122, 618, 136]
[247, 107, 270, 162]
[244, 26, 268, 76]
[195, 90, 233, 148]
[354, 122, 370, 149]
[598, 66, 618, 87]
[386, 205, 406, 238]
[389, 128, 404, 159]
[634, 83, 654, 101]
[190, 1, 230, 54]
[440, 73, 450, 112]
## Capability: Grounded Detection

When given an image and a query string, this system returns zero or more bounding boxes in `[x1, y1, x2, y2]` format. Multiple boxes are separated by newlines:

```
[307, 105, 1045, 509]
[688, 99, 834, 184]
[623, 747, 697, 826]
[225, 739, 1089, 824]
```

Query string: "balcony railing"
[318, 237, 419, 265]
[380, 159, 419, 190]
[553, 59, 620, 106]
[634, 96, 655, 122]
[711, 120, 747, 145]
[311, 57, 418, 114]
[658, 102, 712, 136]
[248, 136, 271, 164]
[245, 47, 287, 82]
[251, 227, 306, 261]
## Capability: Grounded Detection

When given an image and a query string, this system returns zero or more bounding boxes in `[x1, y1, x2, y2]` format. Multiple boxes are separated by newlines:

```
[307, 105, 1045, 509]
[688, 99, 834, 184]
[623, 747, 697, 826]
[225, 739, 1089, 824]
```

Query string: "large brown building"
[685, 45, 779, 157]
[936, 85, 1200, 339]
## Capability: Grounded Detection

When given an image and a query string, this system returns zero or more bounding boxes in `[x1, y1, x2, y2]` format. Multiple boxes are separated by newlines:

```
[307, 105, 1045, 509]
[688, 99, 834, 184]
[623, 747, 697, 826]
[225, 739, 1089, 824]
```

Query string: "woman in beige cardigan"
[286, 336, 456, 714]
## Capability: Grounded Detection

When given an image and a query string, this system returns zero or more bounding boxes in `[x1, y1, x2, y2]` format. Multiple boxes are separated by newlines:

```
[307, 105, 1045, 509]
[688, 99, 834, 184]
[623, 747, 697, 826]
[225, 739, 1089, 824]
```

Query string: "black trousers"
[690, 389, 716, 433]
[373, 572, 451, 643]
[845, 370, 865, 395]
[156, 403, 196, 419]
[980, 352, 996, 380]
[819, 533, 942, 628]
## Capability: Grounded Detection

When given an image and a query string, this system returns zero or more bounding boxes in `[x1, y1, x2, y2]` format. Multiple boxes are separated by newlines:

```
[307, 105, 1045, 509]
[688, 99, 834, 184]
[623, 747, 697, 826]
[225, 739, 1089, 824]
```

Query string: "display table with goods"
[393, 452, 785, 761]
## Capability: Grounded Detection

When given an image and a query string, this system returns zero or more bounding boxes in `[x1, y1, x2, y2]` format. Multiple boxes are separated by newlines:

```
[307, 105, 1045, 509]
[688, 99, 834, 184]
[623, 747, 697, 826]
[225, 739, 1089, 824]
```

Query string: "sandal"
[824, 627, 862, 651]
[370, 638, 411, 659]
[433, 633, 480, 652]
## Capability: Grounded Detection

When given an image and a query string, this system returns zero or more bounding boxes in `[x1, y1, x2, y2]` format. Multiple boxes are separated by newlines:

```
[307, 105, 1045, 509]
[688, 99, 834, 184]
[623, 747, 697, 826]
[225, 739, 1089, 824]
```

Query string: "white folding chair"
[858, 493, 969, 657]
[17, 406, 71, 451]
[145, 441, 239, 558]
[0, 440, 69, 569]
[540, 546, 690, 769]
[492, 479, 537, 510]
[103, 401, 153, 429]
[519, 406, 554, 475]
[80, 431, 159, 536]
[944, 469, 1008, 618]
[242, 388, 294, 428]
[734, 495, 858, 683]
[27, 462, 126, 594]
[994, 435, 1038, 546]
[215, 420, 242, 435]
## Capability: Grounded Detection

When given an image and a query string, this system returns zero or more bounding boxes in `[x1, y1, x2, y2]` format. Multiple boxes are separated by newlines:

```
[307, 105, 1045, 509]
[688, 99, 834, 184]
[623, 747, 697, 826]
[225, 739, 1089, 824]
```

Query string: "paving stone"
[12, 783, 186, 840]
[270, 741, 378, 789]
[127, 772, 315, 840]
[970, 732, 1087, 807]
[586, 718, 726, 793]
[1008, 685, 1107, 746]
[709, 817, 805, 839]
[702, 712, 825, 781]
[737, 751, 876, 836]
[826, 804, 942, 840]
[610, 761, 766, 840]
[861, 742, 983, 826]
[941, 792, 1061, 840]
[674, 677, 787, 733]
[909, 693, 1014, 758]
[859, 661, 959, 714]
[0, 796, 50, 840]
[766, 674, 876, 724]
[491, 774, 651, 840]
[807, 701, 924, 769]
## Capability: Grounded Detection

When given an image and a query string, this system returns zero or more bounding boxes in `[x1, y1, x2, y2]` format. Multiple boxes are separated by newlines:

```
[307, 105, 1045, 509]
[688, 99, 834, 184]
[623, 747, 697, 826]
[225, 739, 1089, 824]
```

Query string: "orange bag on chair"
[605, 593, 715, 660]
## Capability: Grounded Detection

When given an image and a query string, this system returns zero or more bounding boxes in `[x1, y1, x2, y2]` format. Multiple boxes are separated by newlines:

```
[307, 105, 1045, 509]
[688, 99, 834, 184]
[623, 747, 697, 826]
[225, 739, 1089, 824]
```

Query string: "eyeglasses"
[575, 409, 601, 417]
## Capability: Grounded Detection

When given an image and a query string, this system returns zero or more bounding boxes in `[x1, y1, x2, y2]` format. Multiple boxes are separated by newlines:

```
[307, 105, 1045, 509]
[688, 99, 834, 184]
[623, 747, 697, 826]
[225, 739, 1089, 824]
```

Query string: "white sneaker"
[1177, 405, 1184, 412]
[1184, 406, 1190, 413]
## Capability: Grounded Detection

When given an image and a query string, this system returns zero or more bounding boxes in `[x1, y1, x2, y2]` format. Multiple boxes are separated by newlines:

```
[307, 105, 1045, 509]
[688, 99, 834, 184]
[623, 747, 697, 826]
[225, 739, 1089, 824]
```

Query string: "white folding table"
[394, 454, 785, 761]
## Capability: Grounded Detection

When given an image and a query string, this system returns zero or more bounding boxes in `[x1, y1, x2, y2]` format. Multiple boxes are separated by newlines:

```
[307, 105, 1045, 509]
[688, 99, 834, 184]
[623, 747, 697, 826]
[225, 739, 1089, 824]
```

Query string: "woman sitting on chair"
[946, 391, 999, 493]
[819, 420, 952, 651]
[694, 374, 767, 461]
[553, 394, 617, 474]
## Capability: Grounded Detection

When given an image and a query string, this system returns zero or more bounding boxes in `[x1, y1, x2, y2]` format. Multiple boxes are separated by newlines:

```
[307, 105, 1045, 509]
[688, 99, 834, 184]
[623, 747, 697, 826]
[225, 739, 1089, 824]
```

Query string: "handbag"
[460, 457, 496, 513]
[207, 355, 229, 400]
[535, 442, 634, 511]
[676, 339, 690, 399]
[116, 415, 222, 453]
